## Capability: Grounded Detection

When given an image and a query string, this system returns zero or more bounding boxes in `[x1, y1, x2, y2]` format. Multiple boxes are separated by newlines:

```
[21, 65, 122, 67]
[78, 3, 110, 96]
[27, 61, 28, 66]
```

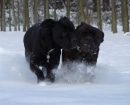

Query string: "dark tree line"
[0, 0, 129, 33]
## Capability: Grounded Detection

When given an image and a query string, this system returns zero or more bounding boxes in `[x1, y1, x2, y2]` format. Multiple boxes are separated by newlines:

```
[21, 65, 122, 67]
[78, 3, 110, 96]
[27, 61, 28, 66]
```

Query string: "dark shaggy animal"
[63, 22, 104, 66]
[23, 17, 75, 82]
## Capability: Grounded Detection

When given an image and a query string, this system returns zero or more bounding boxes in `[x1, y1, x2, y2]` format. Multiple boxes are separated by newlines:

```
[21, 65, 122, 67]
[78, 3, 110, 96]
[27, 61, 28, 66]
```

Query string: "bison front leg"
[46, 49, 61, 82]
[46, 64, 55, 82]
[30, 56, 45, 83]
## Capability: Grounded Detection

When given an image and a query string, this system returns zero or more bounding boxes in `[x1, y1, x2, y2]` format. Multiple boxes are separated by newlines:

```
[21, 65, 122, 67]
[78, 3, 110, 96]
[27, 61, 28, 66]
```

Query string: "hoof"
[46, 73, 55, 82]
[37, 76, 45, 83]
[35, 70, 45, 83]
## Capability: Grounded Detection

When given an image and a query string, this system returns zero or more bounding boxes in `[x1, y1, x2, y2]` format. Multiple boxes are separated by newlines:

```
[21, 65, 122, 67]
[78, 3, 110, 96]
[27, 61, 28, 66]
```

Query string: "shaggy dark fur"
[63, 22, 104, 65]
[23, 17, 75, 82]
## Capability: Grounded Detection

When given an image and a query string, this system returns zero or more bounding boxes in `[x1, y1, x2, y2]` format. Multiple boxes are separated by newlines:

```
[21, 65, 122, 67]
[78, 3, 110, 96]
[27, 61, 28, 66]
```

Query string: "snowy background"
[0, 28, 130, 105]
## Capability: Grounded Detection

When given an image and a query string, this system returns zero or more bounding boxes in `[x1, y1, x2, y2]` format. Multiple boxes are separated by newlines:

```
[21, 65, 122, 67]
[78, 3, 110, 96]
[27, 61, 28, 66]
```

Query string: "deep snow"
[0, 30, 130, 105]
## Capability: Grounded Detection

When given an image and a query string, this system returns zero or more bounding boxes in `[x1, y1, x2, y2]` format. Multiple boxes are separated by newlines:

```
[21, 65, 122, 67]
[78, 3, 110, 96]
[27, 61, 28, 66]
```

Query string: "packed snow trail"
[0, 31, 130, 105]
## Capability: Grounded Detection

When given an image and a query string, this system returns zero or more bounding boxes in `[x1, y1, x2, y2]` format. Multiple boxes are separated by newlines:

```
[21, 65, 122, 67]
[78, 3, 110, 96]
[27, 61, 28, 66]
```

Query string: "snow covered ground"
[0, 30, 130, 105]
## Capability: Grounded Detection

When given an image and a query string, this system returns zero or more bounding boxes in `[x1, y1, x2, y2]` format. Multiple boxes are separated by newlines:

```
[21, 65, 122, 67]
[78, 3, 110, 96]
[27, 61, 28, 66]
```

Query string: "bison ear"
[93, 29, 104, 45]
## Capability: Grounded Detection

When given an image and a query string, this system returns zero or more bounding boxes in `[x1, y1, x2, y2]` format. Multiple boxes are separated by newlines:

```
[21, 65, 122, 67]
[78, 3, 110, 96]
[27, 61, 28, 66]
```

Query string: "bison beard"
[63, 22, 104, 66]
[23, 17, 75, 83]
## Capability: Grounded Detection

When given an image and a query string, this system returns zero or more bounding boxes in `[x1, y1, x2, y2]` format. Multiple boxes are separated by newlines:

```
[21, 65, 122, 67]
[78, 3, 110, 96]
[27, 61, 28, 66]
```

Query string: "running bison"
[23, 17, 75, 82]
[63, 22, 104, 66]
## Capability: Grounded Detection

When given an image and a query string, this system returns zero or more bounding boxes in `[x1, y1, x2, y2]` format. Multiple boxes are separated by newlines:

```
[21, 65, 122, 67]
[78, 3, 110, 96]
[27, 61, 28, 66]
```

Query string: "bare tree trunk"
[66, 0, 70, 19]
[44, 0, 49, 19]
[121, 0, 125, 31]
[23, 0, 29, 31]
[44, 0, 50, 19]
[33, 0, 38, 24]
[1, 0, 6, 31]
[12, 0, 17, 31]
[44, 0, 46, 19]
[0, 0, 2, 31]
[23, 0, 26, 31]
[53, 1, 57, 20]
[111, 0, 117, 33]
[124, 0, 129, 32]
[97, 0, 102, 30]
[17, 0, 20, 31]
[76, 0, 80, 25]
[121, 0, 129, 32]
[9, 0, 12, 31]
[85, 1, 90, 24]
[3, 0, 6, 31]
[79, 0, 86, 22]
